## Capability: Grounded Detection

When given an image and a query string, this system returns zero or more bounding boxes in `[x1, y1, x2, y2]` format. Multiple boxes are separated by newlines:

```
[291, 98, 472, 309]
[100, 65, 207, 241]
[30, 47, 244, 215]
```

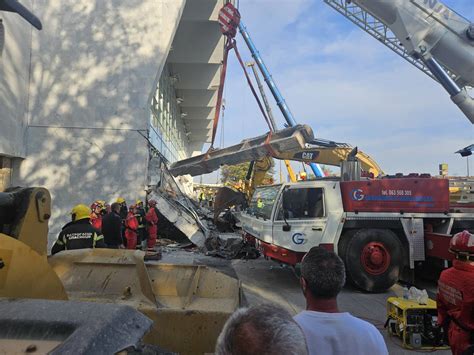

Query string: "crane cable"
[209, 4, 275, 152]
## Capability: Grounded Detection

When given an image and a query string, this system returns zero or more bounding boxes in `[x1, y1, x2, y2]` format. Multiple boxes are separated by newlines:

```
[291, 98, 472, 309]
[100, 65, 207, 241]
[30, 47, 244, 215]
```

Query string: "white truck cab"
[242, 180, 344, 254]
[240, 178, 474, 292]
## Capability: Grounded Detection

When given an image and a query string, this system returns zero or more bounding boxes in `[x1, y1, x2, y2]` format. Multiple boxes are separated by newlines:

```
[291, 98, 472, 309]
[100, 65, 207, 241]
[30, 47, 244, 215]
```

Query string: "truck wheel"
[338, 230, 357, 262]
[344, 229, 402, 292]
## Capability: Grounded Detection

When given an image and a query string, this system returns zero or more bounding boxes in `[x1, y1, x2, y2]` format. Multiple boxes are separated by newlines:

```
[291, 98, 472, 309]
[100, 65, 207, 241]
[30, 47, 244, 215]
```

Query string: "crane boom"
[237, 22, 325, 177]
[324, 0, 474, 123]
[247, 61, 298, 182]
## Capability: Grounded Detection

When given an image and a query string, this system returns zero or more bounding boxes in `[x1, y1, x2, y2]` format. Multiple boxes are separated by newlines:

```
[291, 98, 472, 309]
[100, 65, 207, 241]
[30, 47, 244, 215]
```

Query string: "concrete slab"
[155, 250, 450, 355]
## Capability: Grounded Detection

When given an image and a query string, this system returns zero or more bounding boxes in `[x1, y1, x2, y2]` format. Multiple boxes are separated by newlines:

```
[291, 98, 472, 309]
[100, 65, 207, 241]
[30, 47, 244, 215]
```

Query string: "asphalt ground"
[157, 248, 450, 355]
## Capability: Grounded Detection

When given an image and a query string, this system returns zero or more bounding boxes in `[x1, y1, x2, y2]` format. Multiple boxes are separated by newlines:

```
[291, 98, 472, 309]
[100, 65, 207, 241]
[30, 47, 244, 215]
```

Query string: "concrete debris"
[169, 125, 315, 177]
[214, 210, 241, 233]
[204, 232, 260, 260]
[144, 250, 162, 261]
[156, 238, 179, 246]
[148, 155, 209, 248]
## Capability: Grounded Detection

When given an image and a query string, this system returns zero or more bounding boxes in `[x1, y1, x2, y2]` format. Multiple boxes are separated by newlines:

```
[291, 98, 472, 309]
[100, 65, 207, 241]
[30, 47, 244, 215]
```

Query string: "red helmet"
[449, 230, 474, 258]
[148, 199, 157, 207]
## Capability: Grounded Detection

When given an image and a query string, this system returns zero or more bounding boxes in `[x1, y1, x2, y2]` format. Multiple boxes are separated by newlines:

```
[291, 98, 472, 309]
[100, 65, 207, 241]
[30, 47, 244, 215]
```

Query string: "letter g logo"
[292, 233, 306, 245]
[351, 189, 365, 201]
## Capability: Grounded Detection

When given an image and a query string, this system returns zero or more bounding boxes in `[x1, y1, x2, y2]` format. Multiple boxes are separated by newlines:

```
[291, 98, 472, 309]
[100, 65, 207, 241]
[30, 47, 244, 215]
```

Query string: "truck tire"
[338, 230, 357, 261]
[344, 229, 403, 292]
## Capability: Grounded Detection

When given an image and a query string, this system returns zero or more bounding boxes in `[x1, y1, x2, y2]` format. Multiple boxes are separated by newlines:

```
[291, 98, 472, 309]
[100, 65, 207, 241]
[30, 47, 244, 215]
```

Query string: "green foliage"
[321, 165, 335, 176]
[220, 161, 275, 185]
[220, 163, 251, 184]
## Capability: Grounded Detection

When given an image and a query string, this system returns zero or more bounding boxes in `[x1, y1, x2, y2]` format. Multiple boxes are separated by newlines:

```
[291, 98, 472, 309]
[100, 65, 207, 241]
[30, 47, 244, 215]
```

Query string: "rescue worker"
[198, 190, 204, 206]
[437, 230, 474, 355]
[146, 199, 159, 251]
[51, 204, 106, 255]
[135, 199, 147, 250]
[117, 197, 128, 219]
[90, 200, 104, 231]
[256, 198, 264, 209]
[116, 197, 128, 246]
[300, 171, 307, 181]
[124, 204, 139, 250]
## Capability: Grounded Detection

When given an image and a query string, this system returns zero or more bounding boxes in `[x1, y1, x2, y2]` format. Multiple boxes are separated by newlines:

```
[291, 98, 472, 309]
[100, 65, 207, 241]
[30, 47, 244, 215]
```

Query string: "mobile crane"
[172, 2, 474, 293]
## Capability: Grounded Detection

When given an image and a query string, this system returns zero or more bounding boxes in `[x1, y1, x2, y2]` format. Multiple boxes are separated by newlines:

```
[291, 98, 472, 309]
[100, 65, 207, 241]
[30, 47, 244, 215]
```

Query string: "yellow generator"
[386, 297, 449, 350]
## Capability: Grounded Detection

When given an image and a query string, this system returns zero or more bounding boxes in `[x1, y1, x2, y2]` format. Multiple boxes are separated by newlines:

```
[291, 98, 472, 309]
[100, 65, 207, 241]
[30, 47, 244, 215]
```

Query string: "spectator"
[101, 202, 123, 248]
[294, 247, 388, 355]
[215, 303, 308, 355]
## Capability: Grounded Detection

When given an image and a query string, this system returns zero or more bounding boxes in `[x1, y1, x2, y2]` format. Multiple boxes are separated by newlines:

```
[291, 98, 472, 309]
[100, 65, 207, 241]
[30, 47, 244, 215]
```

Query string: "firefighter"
[437, 230, 474, 355]
[116, 197, 128, 246]
[146, 199, 159, 251]
[116, 197, 128, 219]
[124, 204, 139, 250]
[51, 204, 106, 255]
[90, 200, 104, 231]
[135, 199, 147, 249]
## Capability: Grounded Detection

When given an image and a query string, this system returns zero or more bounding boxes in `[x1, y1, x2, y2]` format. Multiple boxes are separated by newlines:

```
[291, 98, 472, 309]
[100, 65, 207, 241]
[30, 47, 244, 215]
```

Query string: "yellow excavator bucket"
[1, 187, 241, 355]
[48, 249, 240, 355]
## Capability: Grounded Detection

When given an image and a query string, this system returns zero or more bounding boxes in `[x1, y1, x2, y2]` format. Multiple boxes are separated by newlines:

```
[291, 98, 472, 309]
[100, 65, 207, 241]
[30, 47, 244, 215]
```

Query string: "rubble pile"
[204, 232, 259, 260]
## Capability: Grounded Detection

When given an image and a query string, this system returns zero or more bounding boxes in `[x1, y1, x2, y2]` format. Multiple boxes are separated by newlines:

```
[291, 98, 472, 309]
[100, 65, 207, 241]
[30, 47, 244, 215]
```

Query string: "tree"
[220, 163, 251, 185]
[220, 160, 275, 186]
[321, 165, 335, 177]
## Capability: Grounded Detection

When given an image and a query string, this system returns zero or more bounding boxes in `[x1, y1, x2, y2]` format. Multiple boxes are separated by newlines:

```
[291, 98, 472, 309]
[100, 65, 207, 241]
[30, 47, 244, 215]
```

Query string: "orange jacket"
[145, 207, 159, 235]
[125, 212, 138, 231]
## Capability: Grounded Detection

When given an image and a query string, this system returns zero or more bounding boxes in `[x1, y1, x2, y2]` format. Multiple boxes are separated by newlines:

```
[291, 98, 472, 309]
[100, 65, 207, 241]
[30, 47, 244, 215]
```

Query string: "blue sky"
[201, 0, 473, 182]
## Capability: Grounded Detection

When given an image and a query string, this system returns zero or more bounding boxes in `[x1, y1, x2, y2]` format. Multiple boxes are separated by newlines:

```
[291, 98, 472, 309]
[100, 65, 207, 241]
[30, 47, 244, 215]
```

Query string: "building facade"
[0, 0, 227, 243]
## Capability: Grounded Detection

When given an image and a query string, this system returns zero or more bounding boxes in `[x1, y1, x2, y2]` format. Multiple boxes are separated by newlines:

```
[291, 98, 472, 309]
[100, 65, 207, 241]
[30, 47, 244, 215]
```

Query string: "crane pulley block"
[218, 2, 240, 38]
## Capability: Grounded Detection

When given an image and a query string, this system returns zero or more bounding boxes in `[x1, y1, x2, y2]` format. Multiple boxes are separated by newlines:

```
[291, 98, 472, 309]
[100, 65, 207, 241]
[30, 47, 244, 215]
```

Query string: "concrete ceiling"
[167, 0, 227, 149]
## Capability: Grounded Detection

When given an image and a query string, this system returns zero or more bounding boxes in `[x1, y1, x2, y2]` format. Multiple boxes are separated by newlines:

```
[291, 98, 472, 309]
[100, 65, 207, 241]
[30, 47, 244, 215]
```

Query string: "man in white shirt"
[294, 247, 388, 355]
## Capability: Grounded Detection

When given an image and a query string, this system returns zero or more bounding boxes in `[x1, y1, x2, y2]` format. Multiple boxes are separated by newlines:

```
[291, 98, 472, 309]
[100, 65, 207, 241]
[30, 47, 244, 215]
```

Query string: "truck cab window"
[247, 185, 281, 220]
[277, 188, 324, 220]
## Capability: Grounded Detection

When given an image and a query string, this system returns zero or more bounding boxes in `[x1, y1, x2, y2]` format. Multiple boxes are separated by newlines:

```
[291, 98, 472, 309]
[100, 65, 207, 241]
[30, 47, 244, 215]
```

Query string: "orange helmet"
[148, 199, 157, 207]
[449, 230, 474, 259]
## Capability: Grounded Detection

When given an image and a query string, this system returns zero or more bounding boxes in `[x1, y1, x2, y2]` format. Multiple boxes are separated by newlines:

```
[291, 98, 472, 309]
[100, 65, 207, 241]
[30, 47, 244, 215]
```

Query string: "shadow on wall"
[10, 0, 187, 246]
[0, 5, 32, 157]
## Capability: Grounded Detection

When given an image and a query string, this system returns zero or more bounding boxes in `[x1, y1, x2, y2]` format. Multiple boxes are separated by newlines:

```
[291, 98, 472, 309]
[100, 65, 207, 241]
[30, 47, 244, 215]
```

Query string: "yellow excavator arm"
[276, 146, 383, 177]
[284, 160, 297, 182]
[244, 156, 273, 200]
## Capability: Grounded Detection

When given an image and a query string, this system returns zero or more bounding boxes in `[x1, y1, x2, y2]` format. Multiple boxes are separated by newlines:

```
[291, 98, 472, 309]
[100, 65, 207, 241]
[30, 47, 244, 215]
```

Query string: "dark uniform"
[119, 203, 128, 246]
[102, 210, 123, 248]
[135, 205, 147, 247]
[51, 219, 106, 255]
